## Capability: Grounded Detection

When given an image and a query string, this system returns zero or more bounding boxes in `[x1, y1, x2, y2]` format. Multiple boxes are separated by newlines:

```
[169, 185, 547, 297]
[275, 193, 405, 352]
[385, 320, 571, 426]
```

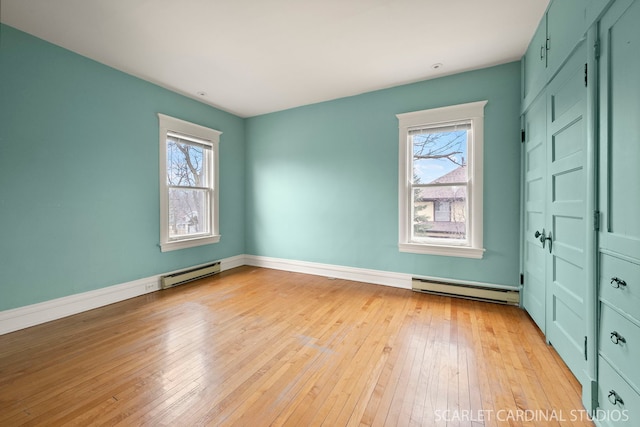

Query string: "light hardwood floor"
[0, 267, 594, 426]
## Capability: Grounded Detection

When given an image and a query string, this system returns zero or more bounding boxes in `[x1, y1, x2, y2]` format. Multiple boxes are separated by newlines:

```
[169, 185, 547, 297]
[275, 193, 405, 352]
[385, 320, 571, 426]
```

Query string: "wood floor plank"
[0, 266, 594, 426]
[369, 298, 427, 427]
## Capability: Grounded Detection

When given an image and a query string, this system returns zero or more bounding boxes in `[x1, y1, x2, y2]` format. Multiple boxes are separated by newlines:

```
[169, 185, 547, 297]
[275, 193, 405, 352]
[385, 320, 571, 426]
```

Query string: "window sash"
[166, 136, 212, 188]
[410, 183, 470, 244]
[167, 187, 212, 240]
[410, 125, 470, 186]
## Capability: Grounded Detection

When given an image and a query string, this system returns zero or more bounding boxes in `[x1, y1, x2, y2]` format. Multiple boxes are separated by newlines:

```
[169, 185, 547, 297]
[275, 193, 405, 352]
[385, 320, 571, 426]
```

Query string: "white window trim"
[158, 114, 221, 252]
[396, 101, 487, 259]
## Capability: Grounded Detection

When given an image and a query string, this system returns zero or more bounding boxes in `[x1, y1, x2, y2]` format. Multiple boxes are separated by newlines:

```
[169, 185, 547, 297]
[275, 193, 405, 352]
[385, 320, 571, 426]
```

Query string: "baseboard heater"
[161, 261, 221, 289]
[412, 278, 519, 305]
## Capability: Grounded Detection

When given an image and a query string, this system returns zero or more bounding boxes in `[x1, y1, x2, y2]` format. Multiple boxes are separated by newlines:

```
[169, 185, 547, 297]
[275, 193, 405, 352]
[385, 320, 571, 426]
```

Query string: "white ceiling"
[1, 0, 549, 117]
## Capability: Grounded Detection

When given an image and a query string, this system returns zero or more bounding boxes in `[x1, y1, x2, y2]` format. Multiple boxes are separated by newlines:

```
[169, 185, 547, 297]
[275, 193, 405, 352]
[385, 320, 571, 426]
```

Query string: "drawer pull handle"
[610, 277, 627, 288]
[610, 331, 626, 345]
[608, 390, 624, 406]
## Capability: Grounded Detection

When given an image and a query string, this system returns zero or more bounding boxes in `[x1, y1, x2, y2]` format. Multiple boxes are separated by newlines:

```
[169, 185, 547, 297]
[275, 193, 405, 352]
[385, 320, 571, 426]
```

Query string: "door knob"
[610, 277, 627, 289]
[545, 232, 552, 253]
[608, 390, 624, 406]
[610, 331, 626, 345]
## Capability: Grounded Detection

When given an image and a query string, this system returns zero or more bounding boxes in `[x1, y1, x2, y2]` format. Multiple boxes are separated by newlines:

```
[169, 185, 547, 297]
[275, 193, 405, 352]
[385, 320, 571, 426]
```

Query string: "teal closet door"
[523, 93, 548, 333]
[544, 41, 589, 387]
[522, 40, 590, 386]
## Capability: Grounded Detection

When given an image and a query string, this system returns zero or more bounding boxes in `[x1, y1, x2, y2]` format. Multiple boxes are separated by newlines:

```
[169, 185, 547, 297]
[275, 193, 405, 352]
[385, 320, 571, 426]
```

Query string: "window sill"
[160, 235, 221, 252]
[399, 242, 485, 259]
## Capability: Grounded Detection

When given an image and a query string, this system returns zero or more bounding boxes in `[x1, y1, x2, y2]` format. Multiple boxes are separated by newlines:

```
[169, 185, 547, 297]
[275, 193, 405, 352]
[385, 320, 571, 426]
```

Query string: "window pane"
[167, 138, 209, 187]
[412, 185, 467, 240]
[412, 127, 468, 184]
[168, 188, 210, 238]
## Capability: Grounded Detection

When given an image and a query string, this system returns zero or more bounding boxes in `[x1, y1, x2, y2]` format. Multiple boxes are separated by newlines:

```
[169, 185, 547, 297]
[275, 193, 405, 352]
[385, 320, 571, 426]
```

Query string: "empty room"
[1, 0, 638, 425]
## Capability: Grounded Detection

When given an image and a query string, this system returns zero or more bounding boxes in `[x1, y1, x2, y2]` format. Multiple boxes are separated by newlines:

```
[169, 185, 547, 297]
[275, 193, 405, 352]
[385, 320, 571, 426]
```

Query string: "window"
[435, 200, 451, 222]
[397, 101, 487, 258]
[158, 114, 221, 252]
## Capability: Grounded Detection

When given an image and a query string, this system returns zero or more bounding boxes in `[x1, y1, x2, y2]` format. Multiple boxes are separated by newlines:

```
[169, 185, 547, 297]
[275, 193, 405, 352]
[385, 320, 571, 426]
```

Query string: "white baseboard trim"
[220, 254, 246, 271]
[1, 253, 514, 336]
[244, 255, 518, 292]
[244, 255, 412, 290]
[0, 255, 245, 336]
[0, 275, 161, 336]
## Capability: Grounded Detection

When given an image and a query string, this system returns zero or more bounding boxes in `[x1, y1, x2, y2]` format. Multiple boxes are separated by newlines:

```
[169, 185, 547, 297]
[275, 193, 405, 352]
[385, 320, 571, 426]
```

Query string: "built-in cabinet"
[521, 0, 639, 421]
[595, 0, 640, 425]
[522, 0, 586, 102]
[522, 0, 614, 108]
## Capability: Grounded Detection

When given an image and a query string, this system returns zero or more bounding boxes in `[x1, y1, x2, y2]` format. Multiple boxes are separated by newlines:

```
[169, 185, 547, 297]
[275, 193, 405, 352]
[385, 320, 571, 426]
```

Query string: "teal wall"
[0, 25, 245, 310]
[245, 63, 522, 287]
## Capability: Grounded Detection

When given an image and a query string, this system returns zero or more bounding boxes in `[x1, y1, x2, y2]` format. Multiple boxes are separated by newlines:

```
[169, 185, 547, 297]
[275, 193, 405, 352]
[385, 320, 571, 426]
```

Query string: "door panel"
[545, 42, 588, 385]
[553, 169, 584, 203]
[523, 93, 547, 332]
[554, 257, 583, 297]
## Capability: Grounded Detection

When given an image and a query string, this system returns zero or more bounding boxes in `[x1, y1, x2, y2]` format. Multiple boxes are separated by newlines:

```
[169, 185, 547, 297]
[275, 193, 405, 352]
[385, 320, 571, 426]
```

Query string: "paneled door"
[522, 93, 548, 333]
[522, 41, 590, 386]
[544, 41, 589, 386]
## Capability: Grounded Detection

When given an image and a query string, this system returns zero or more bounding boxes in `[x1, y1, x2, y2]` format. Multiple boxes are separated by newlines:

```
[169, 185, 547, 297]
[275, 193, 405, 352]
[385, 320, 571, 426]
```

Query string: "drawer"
[599, 304, 640, 391]
[597, 357, 639, 426]
[599, 253, 640, 324]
